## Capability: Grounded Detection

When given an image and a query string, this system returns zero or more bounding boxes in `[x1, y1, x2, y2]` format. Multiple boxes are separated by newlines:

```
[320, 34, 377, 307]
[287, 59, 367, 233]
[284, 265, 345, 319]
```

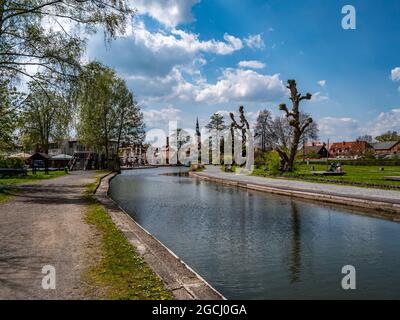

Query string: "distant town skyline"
[86, 0, 400, 142]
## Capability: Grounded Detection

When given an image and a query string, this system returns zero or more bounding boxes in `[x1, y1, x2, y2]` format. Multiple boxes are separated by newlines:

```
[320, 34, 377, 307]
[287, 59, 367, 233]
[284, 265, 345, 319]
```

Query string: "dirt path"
[0, 172, 98, 300]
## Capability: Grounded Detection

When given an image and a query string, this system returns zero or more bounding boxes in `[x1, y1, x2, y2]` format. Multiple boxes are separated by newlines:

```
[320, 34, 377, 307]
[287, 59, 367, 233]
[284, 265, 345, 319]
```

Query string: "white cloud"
[195, 69, 287, 104]
[134, 0, 200, 28]
[318, 117, 360, 141]
[244, 34, 265, 49]
[311, 92, 329, 102]
[143, 106, 182, 127]
[90, 21, 244, 78]
[391, 67, 400, 82]
[369, 108, 400, 136]
[318, 80, 326, 87]
[238, 60, 266, 69]
[127, 67, 287, 107]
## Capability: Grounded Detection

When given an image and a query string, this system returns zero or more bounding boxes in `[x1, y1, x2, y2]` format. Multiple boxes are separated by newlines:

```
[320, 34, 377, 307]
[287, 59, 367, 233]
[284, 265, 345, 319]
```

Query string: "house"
[329, 141, 374, 159]
[303, 143, 330, 159]
[372, 141, 400, 157]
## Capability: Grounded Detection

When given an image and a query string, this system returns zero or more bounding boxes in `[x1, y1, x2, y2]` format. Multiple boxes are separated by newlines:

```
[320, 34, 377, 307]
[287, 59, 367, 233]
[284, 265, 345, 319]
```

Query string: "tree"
[0, 0, 136, 86]
[375, 131, 400, 142]
[19, 79, 71, 153]
[357, 135, 374, 143]
[255, 109, 272, 152]
[77, 62, 145, 167]
[206, 113, 227, 132]
[0, 78, 24, 149]
[170, 128, 191, 165]
[113, 78, 145, 157]
[277, 80, 313, 172]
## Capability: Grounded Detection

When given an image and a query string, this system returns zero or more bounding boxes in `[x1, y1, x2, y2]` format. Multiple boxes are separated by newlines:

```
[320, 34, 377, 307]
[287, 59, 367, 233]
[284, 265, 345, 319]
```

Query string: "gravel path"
[198, 166, 400, 204]
[0, 172, 98, 300]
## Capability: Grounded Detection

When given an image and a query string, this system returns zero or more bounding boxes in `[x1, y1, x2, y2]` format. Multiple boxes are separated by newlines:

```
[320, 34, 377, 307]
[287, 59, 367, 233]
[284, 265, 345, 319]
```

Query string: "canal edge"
[94, 172, 226, 301]
[189, 172, 400, 220]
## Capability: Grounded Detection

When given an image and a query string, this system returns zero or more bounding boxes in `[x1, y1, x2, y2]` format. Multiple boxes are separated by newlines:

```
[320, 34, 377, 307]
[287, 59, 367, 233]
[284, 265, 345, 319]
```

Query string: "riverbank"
[96, 173, 225, 300]
[190, 166, 400, 219]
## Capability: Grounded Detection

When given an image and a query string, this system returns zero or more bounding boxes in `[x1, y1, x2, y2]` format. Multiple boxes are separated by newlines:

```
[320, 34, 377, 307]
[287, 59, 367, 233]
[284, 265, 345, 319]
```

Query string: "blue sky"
[86, 0, 400, 142]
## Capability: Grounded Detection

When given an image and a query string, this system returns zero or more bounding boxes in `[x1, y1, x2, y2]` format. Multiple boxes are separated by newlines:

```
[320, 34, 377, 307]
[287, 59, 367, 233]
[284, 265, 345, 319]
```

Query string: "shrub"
[0, 157, 25, 169]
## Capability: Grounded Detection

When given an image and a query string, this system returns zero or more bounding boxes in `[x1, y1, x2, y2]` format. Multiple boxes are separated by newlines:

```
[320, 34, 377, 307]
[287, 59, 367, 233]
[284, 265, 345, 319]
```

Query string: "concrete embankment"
[189, 170, 400, 220]
[95, 173, 225, 300]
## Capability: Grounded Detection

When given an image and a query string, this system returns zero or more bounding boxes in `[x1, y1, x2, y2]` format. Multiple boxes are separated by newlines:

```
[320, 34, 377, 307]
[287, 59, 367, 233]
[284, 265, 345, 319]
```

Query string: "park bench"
[312, 171, 346, 177]
[384, 176, 400, 182]
[0, 168, 28, 178]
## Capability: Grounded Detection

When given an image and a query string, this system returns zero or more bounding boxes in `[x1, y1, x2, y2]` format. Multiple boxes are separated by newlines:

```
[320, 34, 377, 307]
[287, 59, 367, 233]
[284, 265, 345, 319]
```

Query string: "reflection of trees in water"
[290, 201, 301, 283]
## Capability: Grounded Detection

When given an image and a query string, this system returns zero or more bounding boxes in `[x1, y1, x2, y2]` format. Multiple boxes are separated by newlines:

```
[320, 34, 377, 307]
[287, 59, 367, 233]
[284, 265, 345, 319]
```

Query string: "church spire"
[196, 117, 200, 136]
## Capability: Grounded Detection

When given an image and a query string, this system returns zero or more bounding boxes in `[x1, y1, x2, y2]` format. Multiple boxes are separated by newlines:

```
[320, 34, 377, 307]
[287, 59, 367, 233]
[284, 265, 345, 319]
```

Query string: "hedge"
[0, 158, 25, 169]
[299, 159, 400, 166]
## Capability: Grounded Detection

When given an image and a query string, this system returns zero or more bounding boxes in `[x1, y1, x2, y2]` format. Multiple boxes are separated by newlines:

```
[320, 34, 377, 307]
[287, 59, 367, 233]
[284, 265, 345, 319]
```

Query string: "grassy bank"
[83, 179, 172, 300]
[0, 170, 68, 185]
[253, 163, 400, 188]
[0, 188, 17, 203]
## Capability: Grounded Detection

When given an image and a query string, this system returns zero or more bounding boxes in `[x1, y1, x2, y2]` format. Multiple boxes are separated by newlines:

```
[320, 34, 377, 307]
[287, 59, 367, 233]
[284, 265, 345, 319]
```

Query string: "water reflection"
[290, 202, 301, 284]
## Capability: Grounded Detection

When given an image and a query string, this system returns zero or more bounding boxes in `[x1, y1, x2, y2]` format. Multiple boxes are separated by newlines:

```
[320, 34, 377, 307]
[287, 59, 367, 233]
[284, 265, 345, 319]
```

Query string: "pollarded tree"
[277, 80, 313, 172]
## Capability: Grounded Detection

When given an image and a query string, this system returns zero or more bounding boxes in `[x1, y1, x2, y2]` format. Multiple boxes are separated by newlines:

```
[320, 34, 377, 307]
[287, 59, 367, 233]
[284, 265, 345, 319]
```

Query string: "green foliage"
[0, 157, 25, 169]
[206, 113, 227, 132]
[19, 79, 72, 152]
[0, 79, 24, 149]
[84, 180, 172, 300]
[0, 0, 136, 85]
[77, 62, 145, 160]
[254, 151, 281, 175]
[375, 131, 400, 142]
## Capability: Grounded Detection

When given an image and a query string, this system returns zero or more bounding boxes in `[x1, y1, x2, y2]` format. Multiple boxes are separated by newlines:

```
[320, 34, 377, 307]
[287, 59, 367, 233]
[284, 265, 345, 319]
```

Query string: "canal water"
[109, 167, 400, 299]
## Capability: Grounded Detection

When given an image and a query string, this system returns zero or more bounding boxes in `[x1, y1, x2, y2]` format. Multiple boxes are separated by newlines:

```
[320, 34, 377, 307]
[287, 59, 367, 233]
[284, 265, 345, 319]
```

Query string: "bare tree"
[277, 80, 313, 172]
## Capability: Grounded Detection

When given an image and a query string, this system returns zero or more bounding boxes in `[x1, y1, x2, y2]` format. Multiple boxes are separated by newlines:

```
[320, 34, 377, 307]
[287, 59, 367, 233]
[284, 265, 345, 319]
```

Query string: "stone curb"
[189, 172, 400, 221]
[94, 173, 225, 301]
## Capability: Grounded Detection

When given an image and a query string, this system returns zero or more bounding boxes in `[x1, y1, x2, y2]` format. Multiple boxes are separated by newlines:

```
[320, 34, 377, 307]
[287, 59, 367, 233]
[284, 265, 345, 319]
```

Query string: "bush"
[0, 157, 25, 169]
[254, 151, 282, 175]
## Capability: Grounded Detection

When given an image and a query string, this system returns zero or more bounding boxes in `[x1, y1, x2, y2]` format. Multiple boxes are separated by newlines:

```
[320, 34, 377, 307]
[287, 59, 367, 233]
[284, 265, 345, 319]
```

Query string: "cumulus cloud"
[369, 108, 400, 136]
[244, 34, 265, 49]
[195, 69, 287, 104]
[318, 80, 326, 87]
[238, 60, 266, 69]
[318, 117, 360, 141]
[391, 67, 400, 82]
[134, 0, 200, 28]
[127, 67, 287, 107]
[89, 21, 243, 77]
[143, 106, 182, 127]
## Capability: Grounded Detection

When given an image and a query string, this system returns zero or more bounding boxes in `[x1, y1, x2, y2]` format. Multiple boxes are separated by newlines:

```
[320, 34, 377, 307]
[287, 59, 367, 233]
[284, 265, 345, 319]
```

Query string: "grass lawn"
[253, 164, 400, 188]
[83, 180, 172, 300]
[0, 170, 68, 186]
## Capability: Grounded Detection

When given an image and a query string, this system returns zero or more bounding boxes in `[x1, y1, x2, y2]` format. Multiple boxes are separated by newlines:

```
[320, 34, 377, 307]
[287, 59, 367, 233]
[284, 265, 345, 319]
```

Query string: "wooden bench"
[312, 171, 346, 177]
[0, 168, 28, 178]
